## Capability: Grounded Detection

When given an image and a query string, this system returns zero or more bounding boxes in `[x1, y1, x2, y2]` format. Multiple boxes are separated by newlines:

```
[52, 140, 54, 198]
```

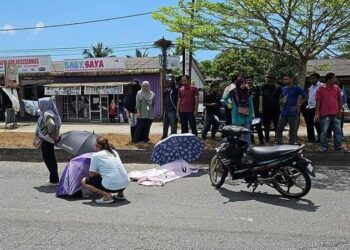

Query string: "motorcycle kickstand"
[247, 182, 259, 192]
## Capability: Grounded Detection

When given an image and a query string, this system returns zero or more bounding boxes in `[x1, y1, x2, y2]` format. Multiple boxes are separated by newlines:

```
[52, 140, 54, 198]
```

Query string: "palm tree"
[82, 42, 113, 58]
[135, 48, 149, 57]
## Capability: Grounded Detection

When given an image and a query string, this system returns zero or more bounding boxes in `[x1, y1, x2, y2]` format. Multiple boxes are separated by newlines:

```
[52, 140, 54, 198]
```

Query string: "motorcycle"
[209, 125, 315, 199]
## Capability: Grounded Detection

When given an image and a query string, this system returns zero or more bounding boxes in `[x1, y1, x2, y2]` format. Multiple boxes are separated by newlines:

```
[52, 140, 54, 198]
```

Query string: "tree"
[199, 48, 298, 83]
[154, 0, 350, 84]
[198, 60, 214, 79]
[135, 48, 149, 57]
[83, 42, 113, 58]
[339, 44, 350, 59]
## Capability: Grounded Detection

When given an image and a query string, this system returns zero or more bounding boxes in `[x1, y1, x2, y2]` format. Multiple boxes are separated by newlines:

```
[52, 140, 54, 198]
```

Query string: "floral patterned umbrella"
[151, 133, 204, 166]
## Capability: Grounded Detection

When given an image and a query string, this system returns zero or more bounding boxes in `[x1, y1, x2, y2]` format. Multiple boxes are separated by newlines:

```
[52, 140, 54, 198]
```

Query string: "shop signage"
[45, 86, 81, 95]
[64, 57, 125, 72]
[0, 55, 51, 74]
[84, 85, 123, 95]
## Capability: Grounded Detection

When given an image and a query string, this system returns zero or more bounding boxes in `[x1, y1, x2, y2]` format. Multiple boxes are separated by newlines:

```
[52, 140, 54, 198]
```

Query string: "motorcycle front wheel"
[209, 155, 228, 188]
[273, 165, 311, 199]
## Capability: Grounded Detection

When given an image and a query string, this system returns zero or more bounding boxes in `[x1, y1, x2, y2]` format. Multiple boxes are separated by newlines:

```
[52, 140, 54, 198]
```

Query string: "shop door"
[100, 95, 109, 120]
[90, 95, 101, 122]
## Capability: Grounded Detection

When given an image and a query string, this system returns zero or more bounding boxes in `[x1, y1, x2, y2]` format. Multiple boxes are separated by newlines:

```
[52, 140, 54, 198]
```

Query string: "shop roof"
[307, 58, 350, 76]
[44, 82, 129, 87]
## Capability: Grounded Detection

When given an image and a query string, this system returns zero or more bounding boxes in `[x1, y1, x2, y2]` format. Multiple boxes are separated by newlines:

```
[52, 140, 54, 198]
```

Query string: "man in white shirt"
[305, 73, 322, 142]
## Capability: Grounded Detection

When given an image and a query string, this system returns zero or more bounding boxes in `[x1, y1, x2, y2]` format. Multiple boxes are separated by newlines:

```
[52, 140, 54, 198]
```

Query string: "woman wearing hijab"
[223, 77, 254, 145]
[36, 97, 62, 185]
[124, 80, 141, 141]
[133, 81, 156, 143]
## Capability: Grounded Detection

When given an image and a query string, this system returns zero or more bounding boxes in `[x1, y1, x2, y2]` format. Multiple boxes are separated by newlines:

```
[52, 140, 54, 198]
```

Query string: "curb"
[0, 148, 350, 166]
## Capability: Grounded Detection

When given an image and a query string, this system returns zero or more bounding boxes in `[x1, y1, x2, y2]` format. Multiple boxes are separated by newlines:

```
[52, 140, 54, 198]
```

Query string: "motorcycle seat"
[250, 145, 303, 162]
[221, 125, 250, 138]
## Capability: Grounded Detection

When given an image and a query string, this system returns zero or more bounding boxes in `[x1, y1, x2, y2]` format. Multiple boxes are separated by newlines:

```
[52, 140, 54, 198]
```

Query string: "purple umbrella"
[56, 152, 94, 197]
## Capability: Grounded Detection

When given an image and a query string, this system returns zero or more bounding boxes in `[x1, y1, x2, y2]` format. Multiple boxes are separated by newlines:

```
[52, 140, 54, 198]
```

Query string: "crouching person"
[81, 136, 129, 204]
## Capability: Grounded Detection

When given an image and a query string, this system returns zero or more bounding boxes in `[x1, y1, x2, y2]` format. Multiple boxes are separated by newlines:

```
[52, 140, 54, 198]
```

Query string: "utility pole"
[154, 37, 172, 73]
[182, 33, 186, 76]
[154, 37, 172, 118]
[188, 0, 195, 81]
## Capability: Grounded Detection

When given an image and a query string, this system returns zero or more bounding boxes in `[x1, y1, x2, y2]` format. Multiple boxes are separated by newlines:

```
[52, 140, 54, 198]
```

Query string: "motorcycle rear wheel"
[209, 155, 228, 188]
[273, 165, 311, 199]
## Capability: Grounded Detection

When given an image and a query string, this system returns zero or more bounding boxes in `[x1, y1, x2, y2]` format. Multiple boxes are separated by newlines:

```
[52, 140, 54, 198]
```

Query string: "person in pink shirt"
[176, 75, 199, 136]
[314, 72, 344, 151]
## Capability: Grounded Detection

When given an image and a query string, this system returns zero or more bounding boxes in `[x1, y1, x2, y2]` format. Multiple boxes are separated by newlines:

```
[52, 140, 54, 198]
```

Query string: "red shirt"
[109, 104, 117, 116]
[178, 85, 199, 112]
[316, 84, 341, 116]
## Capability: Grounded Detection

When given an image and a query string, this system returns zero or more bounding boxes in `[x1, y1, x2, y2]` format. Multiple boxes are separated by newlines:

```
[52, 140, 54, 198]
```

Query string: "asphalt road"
[0, 162, 349, 250]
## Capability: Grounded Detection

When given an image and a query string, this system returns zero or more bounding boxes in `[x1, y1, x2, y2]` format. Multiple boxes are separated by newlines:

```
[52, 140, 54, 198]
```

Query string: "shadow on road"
[218, 187, 320, 212]
[33, 186, 57, 194]
[82, 199, 131, 207]
[185, 168, 209, 178]
[312, 170, 350, 192]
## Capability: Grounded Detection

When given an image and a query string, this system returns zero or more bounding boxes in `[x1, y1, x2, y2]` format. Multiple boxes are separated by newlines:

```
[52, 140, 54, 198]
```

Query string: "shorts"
[85, 175, 125, 193]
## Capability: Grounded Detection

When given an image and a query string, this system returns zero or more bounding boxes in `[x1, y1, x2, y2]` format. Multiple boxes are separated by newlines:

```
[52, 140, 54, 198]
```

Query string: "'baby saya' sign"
[64, 57, 125, 72]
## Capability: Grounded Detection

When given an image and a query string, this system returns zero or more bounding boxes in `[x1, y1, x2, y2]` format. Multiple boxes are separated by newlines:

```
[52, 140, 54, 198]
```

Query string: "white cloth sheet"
[128, 160, 199, 186]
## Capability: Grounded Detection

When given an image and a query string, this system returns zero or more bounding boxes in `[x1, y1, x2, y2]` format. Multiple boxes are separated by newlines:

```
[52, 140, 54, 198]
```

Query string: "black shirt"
[261, 84, 282, 111]
[163, 87, 178, 112]
[250, 85, 262, 113]
[204, 91, 221, 115]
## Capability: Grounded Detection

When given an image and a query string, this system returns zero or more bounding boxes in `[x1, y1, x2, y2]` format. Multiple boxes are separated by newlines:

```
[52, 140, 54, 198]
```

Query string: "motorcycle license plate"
[306, 164, 314, 173]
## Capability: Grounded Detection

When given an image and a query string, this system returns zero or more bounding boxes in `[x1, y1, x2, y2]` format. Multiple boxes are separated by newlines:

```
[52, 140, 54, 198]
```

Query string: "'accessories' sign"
[64, 57, 125, 72]
[0, 55, 51, 74]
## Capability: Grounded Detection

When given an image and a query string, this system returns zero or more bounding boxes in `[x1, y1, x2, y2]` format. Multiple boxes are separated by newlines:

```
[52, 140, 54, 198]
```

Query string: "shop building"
[48, 57, 162, 122]
[1, 55, 205, 122]
[307, 58, 350, 95]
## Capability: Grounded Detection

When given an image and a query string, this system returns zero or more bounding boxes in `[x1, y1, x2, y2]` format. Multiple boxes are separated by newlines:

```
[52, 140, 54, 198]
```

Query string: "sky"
[0, 0, 218, 62]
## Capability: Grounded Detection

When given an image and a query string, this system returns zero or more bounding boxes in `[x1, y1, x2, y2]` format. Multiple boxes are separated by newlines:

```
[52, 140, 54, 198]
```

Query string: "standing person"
[222, 75, 237, 125]
[202, 82, 221, 140]
[162, 75, 178, 139]
[304, 73, 322, 142]
[36, 97, 61, 186]
[328, 79, 347, 137]
[314, 72, 345, 151]
[109, 99, 117, 123]
[134, 81, 155, 143]
[81, 136, 129, 204]
[223, 77, 254, 145]
[123, 80, 141, 141]
[338, 81, 347, 131]
[176, 75, 199, 136]
[276, 74, 307, 145]
[118, 99, 125, 123]
[246, 76, 265, 145]
[261, 77, 282, 143]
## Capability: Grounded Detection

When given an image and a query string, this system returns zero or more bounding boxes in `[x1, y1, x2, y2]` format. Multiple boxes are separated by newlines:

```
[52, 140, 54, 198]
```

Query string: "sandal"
[96, 198, 114, 204]
[113, 195, 126, 201]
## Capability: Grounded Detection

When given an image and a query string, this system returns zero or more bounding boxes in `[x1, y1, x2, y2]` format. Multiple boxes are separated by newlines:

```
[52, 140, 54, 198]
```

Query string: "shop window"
[62, 95, 89, 119]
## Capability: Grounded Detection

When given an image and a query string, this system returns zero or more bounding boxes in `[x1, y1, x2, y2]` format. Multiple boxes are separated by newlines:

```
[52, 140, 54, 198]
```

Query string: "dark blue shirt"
[280, 85, 306, 117]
